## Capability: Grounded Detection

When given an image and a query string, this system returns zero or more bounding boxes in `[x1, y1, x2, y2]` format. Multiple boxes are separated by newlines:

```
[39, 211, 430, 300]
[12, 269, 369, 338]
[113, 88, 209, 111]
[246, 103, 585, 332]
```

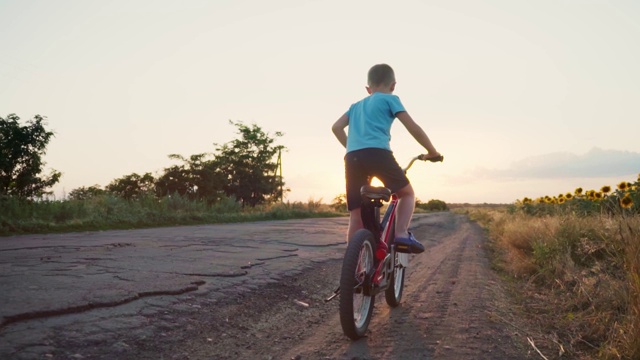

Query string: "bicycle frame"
[360, 190, 400, 294]
[326, 154, 443, 303]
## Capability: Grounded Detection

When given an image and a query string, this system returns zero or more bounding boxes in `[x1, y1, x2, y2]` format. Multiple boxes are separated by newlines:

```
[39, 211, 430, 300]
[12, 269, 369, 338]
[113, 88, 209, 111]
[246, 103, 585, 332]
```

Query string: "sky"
[1, 0, 639, 204]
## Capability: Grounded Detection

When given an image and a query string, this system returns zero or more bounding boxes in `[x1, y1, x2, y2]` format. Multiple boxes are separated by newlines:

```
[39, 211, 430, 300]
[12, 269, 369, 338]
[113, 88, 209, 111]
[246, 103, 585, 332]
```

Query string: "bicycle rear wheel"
[339, 229, 376, 340]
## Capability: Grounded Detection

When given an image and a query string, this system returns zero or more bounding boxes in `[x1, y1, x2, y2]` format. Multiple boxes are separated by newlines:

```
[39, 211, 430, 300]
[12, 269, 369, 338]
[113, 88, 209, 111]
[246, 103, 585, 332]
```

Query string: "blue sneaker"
[394, 232, 425, 254]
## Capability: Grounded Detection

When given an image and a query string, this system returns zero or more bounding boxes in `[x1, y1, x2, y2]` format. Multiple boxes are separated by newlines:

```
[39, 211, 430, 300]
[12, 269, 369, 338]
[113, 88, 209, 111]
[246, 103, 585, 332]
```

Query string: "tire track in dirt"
[284, 213, 531, 360]
[378, 220, 470, 358]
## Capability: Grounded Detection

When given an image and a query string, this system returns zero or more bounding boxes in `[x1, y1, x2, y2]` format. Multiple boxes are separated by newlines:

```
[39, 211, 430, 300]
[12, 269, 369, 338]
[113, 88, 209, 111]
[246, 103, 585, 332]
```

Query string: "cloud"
[474, 148, 640, 179]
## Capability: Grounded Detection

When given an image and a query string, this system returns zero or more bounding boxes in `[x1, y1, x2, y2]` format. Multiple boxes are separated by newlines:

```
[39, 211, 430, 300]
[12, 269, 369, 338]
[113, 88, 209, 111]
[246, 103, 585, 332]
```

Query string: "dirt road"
[1, 212, 536, 359]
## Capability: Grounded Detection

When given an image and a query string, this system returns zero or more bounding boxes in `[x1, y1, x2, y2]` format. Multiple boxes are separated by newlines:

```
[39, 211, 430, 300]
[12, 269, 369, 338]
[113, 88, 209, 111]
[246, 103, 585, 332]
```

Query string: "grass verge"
[0, 195, 345, 236]
[457, 206, 640, 359]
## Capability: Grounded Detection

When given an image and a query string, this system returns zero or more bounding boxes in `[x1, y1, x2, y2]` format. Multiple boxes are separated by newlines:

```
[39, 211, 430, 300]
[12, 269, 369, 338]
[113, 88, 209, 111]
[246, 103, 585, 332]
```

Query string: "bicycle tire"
[385, 249, 406, 307]
[384, 221, 405, 307]
[339, 229, 376, 340]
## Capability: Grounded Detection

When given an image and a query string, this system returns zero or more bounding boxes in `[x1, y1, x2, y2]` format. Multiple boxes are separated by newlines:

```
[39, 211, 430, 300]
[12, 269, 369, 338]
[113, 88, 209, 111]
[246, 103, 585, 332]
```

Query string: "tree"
[105, 172, 155, 200]
[155, 153, 225, 203]
[214, 121, 286, 207]
[0, 114, 61, 198]
[155, 155, 196, 198]
[188, 153, 227, 204]
[68, 185, 105, 200]
[331, 193, 347, 211]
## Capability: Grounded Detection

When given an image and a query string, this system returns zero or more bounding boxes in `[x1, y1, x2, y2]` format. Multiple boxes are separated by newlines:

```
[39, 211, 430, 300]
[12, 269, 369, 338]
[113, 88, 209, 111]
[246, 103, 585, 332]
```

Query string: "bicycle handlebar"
[403, 154, 444, 173]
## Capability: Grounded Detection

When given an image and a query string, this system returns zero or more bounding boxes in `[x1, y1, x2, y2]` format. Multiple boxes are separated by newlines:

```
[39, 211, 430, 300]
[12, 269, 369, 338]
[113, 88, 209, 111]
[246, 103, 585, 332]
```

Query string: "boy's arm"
[332, 114, 349, 148]
[396, 111, 440, 156]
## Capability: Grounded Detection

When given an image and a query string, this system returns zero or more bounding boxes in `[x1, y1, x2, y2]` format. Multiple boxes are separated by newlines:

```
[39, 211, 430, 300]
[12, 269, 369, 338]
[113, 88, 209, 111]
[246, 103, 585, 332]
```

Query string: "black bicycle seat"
[360, 185, 391, 202]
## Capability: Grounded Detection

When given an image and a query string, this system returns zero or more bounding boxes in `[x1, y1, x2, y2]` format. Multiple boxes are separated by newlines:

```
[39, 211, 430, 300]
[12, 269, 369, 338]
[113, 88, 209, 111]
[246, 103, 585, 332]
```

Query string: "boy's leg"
[347, 207, 363, 242]
[393, 183, 425, 253]
[361, 149, 423, 253]
[344, 149, 367, 243]
[394, 183, 415, 238]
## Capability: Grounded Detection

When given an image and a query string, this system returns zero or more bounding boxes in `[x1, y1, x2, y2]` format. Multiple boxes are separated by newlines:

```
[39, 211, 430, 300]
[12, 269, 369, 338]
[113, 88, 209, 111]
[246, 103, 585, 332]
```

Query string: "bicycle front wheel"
[384, 221, 406, 307]
[339, 229, 376, 340]
[385, 249, 406, 307]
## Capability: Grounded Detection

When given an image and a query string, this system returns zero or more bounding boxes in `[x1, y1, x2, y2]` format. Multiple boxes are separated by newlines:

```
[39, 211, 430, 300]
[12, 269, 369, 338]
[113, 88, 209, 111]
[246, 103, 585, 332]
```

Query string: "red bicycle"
[326, 154, 444, 340]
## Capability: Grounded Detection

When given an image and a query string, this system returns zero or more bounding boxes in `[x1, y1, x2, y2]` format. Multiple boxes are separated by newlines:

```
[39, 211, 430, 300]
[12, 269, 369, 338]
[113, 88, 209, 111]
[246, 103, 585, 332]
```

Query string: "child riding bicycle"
[331, 63, 441, 253]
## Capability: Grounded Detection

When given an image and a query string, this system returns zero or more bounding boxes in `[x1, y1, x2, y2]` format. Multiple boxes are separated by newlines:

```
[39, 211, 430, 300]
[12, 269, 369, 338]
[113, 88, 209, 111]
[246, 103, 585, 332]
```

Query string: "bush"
[416, 199, 448, 211]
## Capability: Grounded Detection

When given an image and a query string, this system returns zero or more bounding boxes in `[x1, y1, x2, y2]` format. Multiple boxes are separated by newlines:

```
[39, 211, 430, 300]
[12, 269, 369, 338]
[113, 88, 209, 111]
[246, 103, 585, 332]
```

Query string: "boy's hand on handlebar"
[419, 152, 444, 162]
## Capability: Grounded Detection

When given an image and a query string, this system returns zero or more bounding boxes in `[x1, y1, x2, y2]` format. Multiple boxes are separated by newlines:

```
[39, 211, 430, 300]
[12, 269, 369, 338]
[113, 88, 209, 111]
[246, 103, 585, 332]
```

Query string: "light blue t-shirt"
[345, 92, 406, 153]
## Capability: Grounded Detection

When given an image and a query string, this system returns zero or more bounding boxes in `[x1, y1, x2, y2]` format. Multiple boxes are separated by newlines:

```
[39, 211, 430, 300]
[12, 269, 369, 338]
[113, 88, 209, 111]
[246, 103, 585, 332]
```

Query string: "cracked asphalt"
[0, 217, 348, 359]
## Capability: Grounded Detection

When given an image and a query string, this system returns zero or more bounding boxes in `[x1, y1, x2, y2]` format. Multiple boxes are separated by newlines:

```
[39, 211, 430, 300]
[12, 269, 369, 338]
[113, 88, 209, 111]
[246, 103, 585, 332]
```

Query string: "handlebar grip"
[420, 154, 444, 162]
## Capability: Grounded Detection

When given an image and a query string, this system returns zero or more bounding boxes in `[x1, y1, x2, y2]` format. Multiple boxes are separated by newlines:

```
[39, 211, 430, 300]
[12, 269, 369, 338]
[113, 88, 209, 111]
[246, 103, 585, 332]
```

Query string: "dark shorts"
[344, 148, 409, 211]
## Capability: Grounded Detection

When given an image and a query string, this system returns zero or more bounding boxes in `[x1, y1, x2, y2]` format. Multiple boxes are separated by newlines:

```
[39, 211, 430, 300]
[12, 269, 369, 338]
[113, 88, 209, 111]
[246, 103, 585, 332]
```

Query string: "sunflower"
[558, 197, 566, 204]
[558, 193, 565, 199]
[601, 185, 611, 194]
[618, 181, 628, 191]
[565, 193, 573, 200]
[575, 187, 583, 195]
[519, 197, 532, 205]
[620, 194, 634, 209]
[595, 192, 603, 200]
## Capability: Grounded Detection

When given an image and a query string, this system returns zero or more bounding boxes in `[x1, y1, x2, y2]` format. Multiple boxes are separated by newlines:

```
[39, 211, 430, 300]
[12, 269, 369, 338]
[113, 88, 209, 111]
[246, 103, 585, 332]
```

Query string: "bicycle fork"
[325, 263, 378, 302]
[326, 252, 395, 303]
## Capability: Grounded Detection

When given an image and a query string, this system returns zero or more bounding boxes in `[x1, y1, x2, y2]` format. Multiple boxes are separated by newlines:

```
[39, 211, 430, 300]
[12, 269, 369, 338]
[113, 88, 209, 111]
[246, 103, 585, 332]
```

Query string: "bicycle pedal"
[324, 286, 340, 302]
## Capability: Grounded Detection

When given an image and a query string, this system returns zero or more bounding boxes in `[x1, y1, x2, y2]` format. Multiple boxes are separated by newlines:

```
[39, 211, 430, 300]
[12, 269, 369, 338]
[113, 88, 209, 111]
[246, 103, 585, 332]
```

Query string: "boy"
[331, 64, 441, 253]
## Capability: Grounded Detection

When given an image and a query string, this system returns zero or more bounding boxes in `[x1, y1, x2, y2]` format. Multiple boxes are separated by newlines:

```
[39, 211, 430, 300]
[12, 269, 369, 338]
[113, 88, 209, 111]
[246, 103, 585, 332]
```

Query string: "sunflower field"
[514, 173, 640, 217]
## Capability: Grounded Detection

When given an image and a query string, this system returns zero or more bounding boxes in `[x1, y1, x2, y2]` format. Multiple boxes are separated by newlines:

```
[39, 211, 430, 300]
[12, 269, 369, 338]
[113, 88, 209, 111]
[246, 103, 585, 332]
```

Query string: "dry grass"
[461, 207, 640, 359]
[616, 217, 640, 359]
